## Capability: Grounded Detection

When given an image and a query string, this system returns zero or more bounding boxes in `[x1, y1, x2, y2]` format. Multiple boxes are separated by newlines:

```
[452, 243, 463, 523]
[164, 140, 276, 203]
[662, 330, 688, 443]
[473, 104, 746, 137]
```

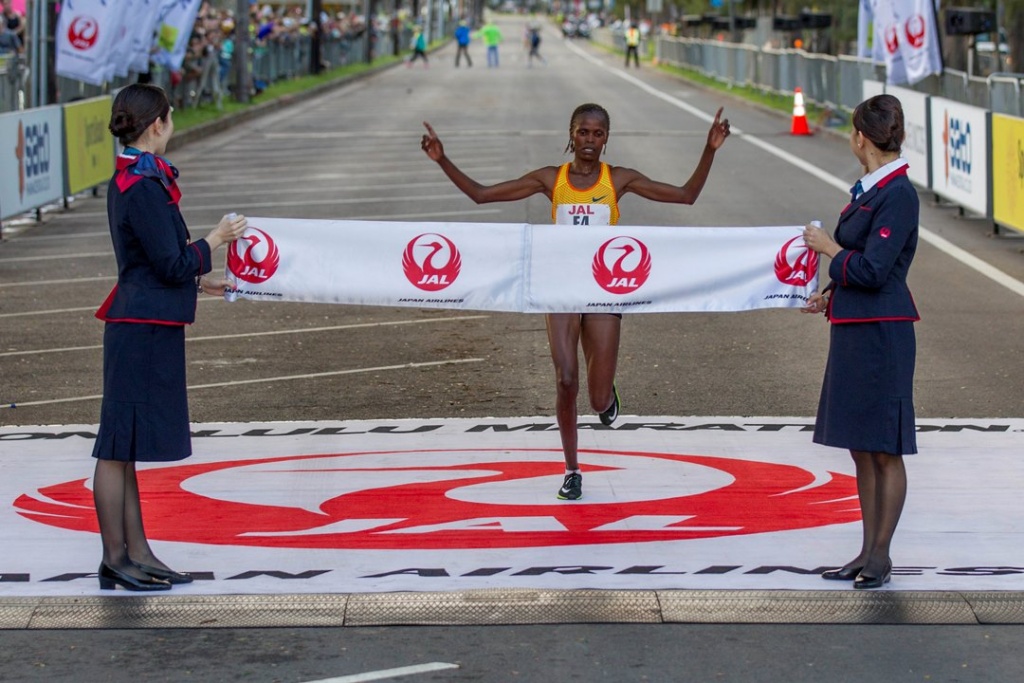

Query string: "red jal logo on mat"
[68, 16, 100, 51]
[402, 233, 462, 291]
[228, 227, 280, 284]
[775, 236, 818, 287]
[14, 449, 859, 550]
[592, 237, 651, 294]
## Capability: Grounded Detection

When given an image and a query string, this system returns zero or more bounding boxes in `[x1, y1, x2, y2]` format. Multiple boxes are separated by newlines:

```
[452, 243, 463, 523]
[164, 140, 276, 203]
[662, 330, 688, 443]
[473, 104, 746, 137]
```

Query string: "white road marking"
[298, 662, 460, 683]
[0, 275, 115, 288]
[0, 315, 489, 357]
[1, 358, 485, 408]
[0, 252, 110, 264]
[564, 40, 1024, 298]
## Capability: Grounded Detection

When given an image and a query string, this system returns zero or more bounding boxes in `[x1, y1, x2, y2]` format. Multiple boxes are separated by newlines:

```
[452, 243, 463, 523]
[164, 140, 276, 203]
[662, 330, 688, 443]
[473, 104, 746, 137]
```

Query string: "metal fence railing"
[1, 27, 420, 115]
[653, 35, 1024, 117]
[1, 53, 27, 112]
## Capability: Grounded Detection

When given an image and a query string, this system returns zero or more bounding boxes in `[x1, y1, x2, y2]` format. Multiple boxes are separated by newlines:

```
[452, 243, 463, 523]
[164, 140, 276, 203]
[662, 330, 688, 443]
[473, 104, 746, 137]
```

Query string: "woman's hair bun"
[108, 110, 135, 138]
[108, 84, 170, 146]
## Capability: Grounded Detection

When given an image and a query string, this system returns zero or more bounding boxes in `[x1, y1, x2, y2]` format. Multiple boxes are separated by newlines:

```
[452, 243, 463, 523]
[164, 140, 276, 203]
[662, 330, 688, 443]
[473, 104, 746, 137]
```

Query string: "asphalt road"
[2, 17, 1023, 683]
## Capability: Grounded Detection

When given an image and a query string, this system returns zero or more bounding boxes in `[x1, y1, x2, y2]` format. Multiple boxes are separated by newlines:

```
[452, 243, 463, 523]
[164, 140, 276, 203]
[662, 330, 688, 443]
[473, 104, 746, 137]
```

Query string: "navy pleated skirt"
[813, 320, 917, 455]
[91, 323, 192, 462]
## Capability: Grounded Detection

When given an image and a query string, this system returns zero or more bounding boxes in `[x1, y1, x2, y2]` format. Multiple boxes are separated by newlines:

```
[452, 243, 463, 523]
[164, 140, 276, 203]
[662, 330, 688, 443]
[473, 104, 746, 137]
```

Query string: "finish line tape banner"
[224, 219, 818, 314]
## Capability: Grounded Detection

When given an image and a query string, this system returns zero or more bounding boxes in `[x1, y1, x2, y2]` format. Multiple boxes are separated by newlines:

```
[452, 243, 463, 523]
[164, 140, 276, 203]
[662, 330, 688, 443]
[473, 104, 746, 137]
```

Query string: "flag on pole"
[55, 0, 123, 86]
[865, 0, 942, 86]
[152, 0, 204, 71]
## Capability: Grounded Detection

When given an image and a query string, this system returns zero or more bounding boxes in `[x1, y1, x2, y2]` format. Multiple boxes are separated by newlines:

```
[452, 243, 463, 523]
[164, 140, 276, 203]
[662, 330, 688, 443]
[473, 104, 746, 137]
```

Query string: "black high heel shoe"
[98, 563, 172, 592]
[853, 561, 893, 590]
[821, 565, 863, 581]
[132, 561, 194, 585]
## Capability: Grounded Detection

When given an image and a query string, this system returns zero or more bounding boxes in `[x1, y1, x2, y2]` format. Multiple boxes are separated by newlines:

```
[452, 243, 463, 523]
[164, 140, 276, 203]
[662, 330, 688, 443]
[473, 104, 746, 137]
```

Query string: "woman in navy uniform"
[802, 94, 919, 589]
[93, 84, 247, 591]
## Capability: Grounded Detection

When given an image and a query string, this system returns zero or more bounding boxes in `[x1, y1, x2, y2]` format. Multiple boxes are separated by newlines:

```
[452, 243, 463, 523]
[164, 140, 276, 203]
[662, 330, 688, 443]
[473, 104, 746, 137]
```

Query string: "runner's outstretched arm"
[421, 122, 553, 203]
[616, 107, 731, 205]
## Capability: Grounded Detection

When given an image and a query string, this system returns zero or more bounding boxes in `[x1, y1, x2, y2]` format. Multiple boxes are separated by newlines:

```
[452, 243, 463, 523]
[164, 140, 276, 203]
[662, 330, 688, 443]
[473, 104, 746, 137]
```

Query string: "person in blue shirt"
[454, 20, 472, 67]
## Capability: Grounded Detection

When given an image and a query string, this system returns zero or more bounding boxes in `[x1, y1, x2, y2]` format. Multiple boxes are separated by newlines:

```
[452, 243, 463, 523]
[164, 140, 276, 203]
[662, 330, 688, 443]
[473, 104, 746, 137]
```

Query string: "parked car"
[561, 17, 591, 39]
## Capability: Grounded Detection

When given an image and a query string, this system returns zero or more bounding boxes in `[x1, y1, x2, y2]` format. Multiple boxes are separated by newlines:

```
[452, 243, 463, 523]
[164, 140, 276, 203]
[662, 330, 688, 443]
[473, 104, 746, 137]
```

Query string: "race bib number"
[555, 203, 611, 226]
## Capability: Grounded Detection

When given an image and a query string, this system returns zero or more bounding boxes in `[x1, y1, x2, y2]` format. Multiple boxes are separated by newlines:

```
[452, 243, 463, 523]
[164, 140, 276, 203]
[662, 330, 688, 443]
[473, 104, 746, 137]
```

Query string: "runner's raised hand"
[421, 122, 445, 162]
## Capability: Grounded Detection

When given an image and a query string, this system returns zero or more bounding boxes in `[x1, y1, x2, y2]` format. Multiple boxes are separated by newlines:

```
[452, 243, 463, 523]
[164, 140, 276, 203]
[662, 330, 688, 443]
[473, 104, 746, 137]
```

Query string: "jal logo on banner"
[403, 233, 462, 291]
[227, 227, 281, 284]
[14, 449, 860, 549]
[774, 236, 818, 287]
[14, 120, 52, 201]
[592, 237, 651, 294]
[943, 110, 973, 192]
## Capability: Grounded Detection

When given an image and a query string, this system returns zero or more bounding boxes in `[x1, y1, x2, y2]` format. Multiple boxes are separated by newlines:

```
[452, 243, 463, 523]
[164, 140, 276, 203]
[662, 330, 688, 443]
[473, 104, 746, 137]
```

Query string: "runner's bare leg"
[546, 313, 582, 469]
[581, 313, 621, 413]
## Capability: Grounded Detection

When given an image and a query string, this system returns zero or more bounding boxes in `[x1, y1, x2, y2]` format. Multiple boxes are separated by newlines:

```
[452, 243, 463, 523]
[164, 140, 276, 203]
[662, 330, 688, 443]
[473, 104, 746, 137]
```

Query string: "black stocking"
[93, 459, 151, 580]
[122, 462, 170, 571]
[864, 452, 907, 576]
[845, 450, 876, 570]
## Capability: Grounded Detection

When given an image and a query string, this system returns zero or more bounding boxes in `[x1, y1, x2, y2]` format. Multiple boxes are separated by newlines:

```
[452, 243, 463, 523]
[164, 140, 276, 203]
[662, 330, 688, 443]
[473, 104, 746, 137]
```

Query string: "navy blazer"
[825, 167, 920, 324]
[97, 174, 212, 325]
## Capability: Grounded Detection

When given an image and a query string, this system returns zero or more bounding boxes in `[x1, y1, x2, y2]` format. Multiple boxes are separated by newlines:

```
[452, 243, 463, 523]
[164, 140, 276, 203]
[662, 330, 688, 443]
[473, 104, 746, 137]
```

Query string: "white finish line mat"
[2, 417, 1022, 597]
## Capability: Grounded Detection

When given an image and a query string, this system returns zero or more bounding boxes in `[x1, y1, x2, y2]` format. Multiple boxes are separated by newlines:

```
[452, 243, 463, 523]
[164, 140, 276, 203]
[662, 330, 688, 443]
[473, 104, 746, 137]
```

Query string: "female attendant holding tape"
[92, 84, 247, 591]
[803, 94, 919, 589]
[421, 103, 731, 501]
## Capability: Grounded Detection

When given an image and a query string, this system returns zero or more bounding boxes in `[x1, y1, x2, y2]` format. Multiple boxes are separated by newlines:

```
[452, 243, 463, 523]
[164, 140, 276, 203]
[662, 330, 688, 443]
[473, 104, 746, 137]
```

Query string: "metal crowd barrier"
[1, 53, 28, 113]
[655, 35, 1024, 117]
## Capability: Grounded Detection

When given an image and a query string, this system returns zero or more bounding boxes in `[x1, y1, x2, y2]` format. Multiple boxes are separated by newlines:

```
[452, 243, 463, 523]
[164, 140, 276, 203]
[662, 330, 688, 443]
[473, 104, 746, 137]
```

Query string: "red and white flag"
[55, 0, 124, 86]
[870, 0, 943, 85]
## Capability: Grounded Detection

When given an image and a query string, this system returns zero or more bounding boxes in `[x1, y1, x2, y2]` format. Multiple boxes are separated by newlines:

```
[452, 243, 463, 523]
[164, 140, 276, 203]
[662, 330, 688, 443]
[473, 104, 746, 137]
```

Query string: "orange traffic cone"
[791, 87, 811, 136]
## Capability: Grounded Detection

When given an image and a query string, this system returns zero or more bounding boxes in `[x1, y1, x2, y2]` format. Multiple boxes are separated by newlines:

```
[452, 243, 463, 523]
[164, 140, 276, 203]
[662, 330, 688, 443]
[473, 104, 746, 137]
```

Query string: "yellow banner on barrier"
[992, 113, 1024, 234]
[63, 96, 113, 196]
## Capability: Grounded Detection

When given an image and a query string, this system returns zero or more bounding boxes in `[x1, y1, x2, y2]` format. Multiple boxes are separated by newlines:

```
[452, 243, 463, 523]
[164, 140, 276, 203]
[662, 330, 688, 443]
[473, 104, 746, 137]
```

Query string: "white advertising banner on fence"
[887, 84, 929, 189]
[928, 97, 990, 216]
[0, 107, 66, 221]
[861, 79, 886, 102]
[224, 219, 818, 314]
[54, 0, 124, 86]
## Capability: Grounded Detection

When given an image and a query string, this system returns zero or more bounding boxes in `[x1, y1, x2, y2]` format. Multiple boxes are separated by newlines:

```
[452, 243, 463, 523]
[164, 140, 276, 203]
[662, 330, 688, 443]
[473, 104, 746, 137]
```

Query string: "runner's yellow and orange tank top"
[551, 162, 619, 226]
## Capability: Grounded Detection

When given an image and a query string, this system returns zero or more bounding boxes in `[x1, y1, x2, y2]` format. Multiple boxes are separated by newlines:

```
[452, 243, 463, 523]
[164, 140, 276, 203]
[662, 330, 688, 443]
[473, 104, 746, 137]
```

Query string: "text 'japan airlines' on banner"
[224, 219, 817, 314]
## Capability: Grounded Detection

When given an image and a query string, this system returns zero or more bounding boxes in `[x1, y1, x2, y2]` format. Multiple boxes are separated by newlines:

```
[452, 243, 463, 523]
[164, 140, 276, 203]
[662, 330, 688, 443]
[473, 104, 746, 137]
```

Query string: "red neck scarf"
[115, 149, 182, 205]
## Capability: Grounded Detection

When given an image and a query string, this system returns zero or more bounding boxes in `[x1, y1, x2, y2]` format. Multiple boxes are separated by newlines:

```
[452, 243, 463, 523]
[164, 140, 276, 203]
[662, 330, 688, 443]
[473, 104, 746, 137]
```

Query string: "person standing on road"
[802, 94, 919, 590]
[406, 25, 428, 68]
[93, 83, 247, 592]
[421, 103, 731, 501]
[625, 23, 641, 68]
[454, 19, 472, 67]
[526, 19, 546, 67]
[479, 18, 503, 68]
